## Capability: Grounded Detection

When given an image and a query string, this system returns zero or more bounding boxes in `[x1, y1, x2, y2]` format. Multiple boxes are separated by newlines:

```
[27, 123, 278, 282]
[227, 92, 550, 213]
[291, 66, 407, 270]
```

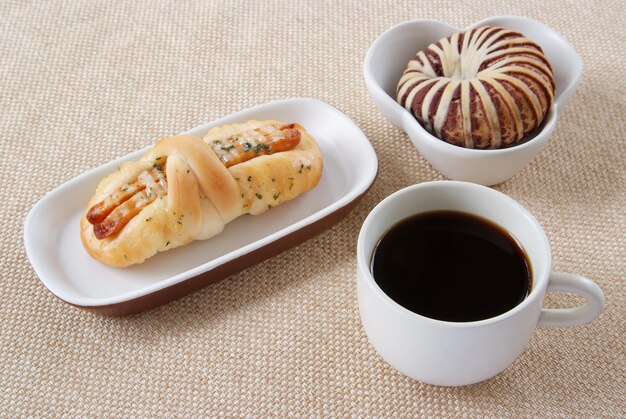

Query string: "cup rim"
[357, 181, 552, 328]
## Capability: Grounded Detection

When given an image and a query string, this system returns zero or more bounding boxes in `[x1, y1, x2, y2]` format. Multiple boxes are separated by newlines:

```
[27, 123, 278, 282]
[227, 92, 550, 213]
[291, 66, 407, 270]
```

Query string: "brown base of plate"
[70, 185, 372, 316]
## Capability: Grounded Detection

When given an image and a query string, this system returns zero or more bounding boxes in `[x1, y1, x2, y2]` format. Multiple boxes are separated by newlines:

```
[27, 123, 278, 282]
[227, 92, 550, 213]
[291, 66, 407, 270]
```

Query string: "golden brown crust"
[81, 120, 322, 267]
[146, 135, 242, 223]
[205, 121, 323, 215]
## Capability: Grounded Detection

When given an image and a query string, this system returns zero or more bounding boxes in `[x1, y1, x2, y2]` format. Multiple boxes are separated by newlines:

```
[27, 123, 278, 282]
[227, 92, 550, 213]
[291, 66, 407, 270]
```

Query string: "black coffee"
[371, 211, 532, 322]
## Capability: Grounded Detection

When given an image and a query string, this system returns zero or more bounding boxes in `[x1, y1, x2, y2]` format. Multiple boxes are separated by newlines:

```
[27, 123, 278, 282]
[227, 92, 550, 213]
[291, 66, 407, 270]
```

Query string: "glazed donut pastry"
[397, 26, 556, 149]
[81, 120, 323, 267]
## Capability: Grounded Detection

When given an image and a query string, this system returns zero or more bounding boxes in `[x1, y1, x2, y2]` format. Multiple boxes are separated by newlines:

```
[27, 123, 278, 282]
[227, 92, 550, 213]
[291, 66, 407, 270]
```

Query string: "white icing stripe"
[486, 37, 537, 53]
[445, 33, 462, 79]
[481, 27, 508, 49]
[439, 37, 453, 77]
[429, 43, 444, 71]
[433, 80, 460, 137]
[471, 79, 501, 148]
[486, 46, 547, 61]
[461, 27, 472, 56]
[416, 51, 436, 76]
[464, 27, 490, 78]
[486, 55, 552, 77]
[397, 72, 413, 95]
[420, 78, 447, 131]
[490, 59, 554, 98]
[489, 73, 543, 122]
[495, 65, 554, 101]
[461, 80, 472, 148]
[397, 75, 430, 109]
[459, 29, 476, 77]
[407, 60, 420, 69]
[480, 76, 524, 140]
[401, 78, 432, 111]
[398, 71, 428, 88]
[475, 26, 500, 50]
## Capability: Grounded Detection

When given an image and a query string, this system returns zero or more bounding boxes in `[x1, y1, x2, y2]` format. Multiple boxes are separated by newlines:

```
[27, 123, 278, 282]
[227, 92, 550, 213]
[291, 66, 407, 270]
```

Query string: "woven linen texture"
[1, 0, 624, 416]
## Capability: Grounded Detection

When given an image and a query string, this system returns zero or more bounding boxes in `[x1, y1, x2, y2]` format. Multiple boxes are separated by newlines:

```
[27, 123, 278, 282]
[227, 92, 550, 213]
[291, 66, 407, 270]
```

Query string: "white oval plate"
[24, 98, 378, 315]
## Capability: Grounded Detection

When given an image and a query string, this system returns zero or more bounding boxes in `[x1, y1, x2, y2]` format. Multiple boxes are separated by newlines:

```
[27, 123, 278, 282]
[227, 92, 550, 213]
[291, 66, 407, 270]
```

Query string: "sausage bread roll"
[81, 120, 323, 267]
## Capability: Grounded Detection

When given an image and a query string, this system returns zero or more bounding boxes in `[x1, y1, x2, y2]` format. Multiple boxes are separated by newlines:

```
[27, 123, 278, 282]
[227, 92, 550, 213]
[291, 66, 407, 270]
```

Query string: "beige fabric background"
[1, 0, 624, 416]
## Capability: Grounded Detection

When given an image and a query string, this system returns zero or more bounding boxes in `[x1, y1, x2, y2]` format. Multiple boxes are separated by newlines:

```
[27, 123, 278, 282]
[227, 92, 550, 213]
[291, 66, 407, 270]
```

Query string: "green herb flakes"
[253, 143, 270, 153]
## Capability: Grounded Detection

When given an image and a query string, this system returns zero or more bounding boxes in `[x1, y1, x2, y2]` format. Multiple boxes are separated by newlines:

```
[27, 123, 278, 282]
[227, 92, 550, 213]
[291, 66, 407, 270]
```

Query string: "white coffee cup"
[357, 181, 604, 386]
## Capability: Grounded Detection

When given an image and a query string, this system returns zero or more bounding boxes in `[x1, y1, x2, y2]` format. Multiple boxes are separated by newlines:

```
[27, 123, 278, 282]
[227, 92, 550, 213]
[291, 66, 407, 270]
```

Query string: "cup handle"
[538, 272, 605, 327]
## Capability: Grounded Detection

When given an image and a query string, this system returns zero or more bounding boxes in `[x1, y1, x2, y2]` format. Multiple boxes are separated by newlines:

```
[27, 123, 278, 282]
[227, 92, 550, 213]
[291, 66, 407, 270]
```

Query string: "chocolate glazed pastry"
[81, 120, 323, 267]
[397, 26, 556, 149]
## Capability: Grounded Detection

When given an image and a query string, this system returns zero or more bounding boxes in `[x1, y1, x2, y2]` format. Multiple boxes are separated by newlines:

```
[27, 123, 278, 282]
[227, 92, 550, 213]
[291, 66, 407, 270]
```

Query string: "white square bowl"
[364, 16, 582, 185]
